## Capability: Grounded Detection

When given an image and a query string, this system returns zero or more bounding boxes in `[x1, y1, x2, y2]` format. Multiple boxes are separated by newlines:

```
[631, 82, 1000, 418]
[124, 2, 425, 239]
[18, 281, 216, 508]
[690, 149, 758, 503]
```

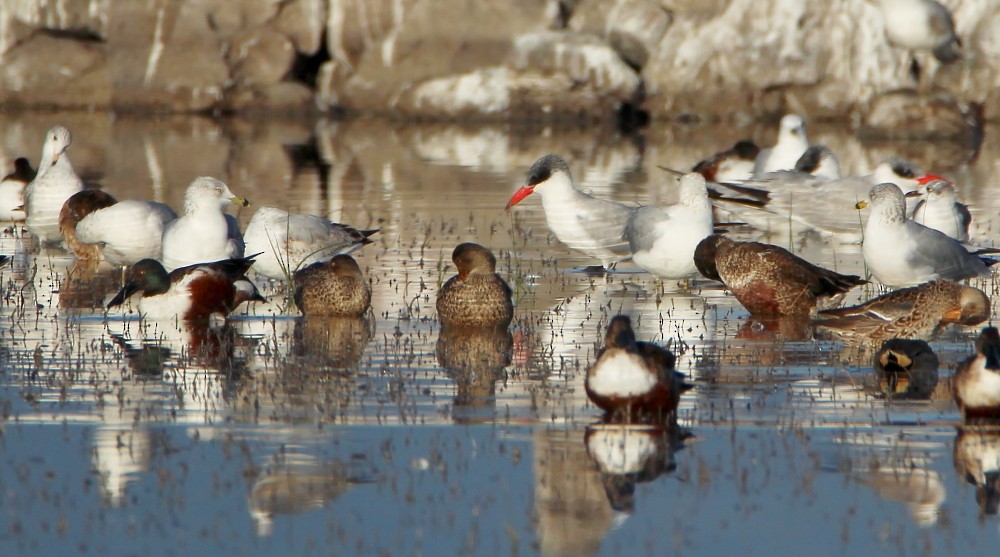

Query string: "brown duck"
[814, 280, 990, 344]
[293, 254, 371, 318]
[436, 243, 513, 329]
[694, 234, 866, 317]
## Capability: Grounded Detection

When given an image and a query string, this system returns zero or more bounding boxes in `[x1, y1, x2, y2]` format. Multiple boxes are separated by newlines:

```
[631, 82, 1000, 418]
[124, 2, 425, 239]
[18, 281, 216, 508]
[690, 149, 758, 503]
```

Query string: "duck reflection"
[872, 338, 939, 399]
[111, 320, 254, 379]
[584, 424, 687, 513]
[954, 427, 1000, 516]
[249, 452, 375, 536]
[293, 315, 374, 371]
[59, 261, 121, 309]
[734, 316, 813, 341]
[436, 325, 513, 423]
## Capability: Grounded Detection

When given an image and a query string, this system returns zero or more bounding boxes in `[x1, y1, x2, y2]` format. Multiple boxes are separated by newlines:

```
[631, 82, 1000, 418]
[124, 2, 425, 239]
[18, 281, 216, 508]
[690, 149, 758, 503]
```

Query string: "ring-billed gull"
[160, 177, 248, 271]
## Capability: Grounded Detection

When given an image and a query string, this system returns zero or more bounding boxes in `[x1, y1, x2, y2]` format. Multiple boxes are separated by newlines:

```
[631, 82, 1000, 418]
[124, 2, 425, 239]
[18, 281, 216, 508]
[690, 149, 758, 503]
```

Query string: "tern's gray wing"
[623, 206, 665, 253]
[578, 197, 635, 256]
[904, 221, 987, 280]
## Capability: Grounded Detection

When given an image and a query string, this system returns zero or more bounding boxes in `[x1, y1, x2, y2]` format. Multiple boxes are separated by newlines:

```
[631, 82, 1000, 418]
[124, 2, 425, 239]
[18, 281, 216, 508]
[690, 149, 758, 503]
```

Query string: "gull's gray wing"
[904, 221, 987, 280]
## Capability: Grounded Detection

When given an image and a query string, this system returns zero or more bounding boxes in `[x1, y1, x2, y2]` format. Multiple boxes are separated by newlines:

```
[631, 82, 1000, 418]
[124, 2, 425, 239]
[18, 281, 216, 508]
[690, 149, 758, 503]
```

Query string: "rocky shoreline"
[1, 0, 997, 128]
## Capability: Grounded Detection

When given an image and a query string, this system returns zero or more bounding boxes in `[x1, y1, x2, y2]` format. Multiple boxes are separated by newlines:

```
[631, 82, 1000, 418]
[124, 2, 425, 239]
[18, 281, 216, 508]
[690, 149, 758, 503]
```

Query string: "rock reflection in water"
[249, 452, 375, 537]
[436, 325, 513, 423]
[534, 428, 614, 557]
[584, 424, 686, 513]
[954, 427, 1000, 516]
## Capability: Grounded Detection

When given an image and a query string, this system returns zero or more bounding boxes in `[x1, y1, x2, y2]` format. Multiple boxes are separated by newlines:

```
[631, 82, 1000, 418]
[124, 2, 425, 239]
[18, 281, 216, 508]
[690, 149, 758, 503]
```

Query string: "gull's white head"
[41, 125, 72, 167]
[864, 182, 907, 224]
[184, 177, 249, 214]
[778, 114, 808, 144]
[679, 172, 708, 206]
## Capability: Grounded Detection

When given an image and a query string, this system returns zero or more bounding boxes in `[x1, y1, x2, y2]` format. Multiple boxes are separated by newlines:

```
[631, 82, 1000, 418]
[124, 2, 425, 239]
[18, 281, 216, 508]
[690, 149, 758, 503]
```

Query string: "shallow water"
[0, 113, 998, 556]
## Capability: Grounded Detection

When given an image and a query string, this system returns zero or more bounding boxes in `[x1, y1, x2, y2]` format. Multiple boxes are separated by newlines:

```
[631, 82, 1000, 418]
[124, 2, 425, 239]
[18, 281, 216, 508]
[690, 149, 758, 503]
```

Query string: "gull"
[243, 206, 378, 280]
[910, 175, 971, 242]
[160, 177, 249, 271]
[505, 154, 634, 270]
[793, 145, 841, 181]
[24, 126, 84, 243]
[60, 189, 177, 266]
[857, 183, 993, 288]
[875, 0, 961, 83]
[752, 114, 809, 176]
[624, 173, 714, 280]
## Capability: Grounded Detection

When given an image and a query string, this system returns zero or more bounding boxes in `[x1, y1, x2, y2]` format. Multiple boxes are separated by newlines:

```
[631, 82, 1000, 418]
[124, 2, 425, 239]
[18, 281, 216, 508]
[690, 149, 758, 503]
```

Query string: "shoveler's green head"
[107, 259, 170, 307]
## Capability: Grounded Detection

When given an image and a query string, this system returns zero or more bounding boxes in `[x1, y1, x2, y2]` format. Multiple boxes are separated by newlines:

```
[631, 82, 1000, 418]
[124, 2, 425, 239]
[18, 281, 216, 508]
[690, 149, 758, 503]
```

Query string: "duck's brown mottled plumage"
[585, 316, 691, 423]
[873, 338, 939, 399]
[59, 189, 116, 261]
[815, 280, 990, 344]
[694, 234, 866, 317]
[953, 327, 1000, 423]
[293, 254, 371, 318]
[436, 243, 513, 329]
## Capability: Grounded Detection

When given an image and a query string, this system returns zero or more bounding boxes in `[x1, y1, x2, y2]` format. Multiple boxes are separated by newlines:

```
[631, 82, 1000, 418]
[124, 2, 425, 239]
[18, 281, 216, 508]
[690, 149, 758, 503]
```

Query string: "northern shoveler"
[585, 315, 691, 423]
[954, 327, 1000, 423]
[694, 234, 865, 317]
[107, 255, 265, 322]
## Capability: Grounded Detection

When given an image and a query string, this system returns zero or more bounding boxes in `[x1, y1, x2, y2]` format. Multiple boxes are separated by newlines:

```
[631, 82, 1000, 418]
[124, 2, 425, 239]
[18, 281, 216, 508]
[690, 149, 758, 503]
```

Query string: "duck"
[624, 172, 714, 280]
[59, 190, 177, 265]
[953, 428, 1000, 515]
[24, 125, 84, 243]
[436, 242, 513, 329]
[505, 154, 634, 271]
[243, 206, 378, 280]
[585, 315, 691, 423]
[692, 140, 760, 183]
[858, 183, 993, 288]
[910, 176, 971, 243]
[753, 114, 810, 176]
[107, 255, 265, 322]
[953, 327, 1000, 423]
[0, 157, 35, 221]
[292, 254, 371, 318]
[814, 280, 990, 343]
[693, 234, 866, 317]
[160, 177, 249, 272]
[872, 338, 939, 399]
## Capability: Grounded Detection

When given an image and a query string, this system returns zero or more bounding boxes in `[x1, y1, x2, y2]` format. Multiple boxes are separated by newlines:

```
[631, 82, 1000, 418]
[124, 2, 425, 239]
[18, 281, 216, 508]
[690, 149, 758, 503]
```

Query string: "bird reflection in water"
[584, 424, 689, 513]
[954, 427, 1000, 517]
[249, 452, 375, 536]
[112, 320, 254, 380]
[293, 315, 375, 371]
[436, 325, 513, 423]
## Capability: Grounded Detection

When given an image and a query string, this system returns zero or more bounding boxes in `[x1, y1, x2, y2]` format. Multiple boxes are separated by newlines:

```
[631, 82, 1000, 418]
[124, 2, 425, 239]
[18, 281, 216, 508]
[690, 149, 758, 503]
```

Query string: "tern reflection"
[436, 325, 513, 423]
[954, 427, 1000, 516]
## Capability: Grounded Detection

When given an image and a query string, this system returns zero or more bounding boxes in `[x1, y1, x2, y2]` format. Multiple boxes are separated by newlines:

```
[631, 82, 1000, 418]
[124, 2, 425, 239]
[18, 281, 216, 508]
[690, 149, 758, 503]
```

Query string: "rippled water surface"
[0, 113, 998, 556]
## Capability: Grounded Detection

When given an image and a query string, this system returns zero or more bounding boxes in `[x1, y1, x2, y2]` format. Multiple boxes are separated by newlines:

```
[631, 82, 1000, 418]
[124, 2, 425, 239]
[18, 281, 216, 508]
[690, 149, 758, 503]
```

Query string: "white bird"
[160, 177, 249, 272]
[876, 0, 961, 83]
[505, 154, 634, 270]
[753, 114, 809, 176]
[624, 173, 714, 280]
[24, 126, 84, 243]
[60, 189, 178, 266]
[692, 140, 760, 183]
[858, 183, 992, 288]
[719, 156, 925, 242]
[243, 206, 378, 280]
[911, 176, 971, 243]
[0, 158, 34, 221]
